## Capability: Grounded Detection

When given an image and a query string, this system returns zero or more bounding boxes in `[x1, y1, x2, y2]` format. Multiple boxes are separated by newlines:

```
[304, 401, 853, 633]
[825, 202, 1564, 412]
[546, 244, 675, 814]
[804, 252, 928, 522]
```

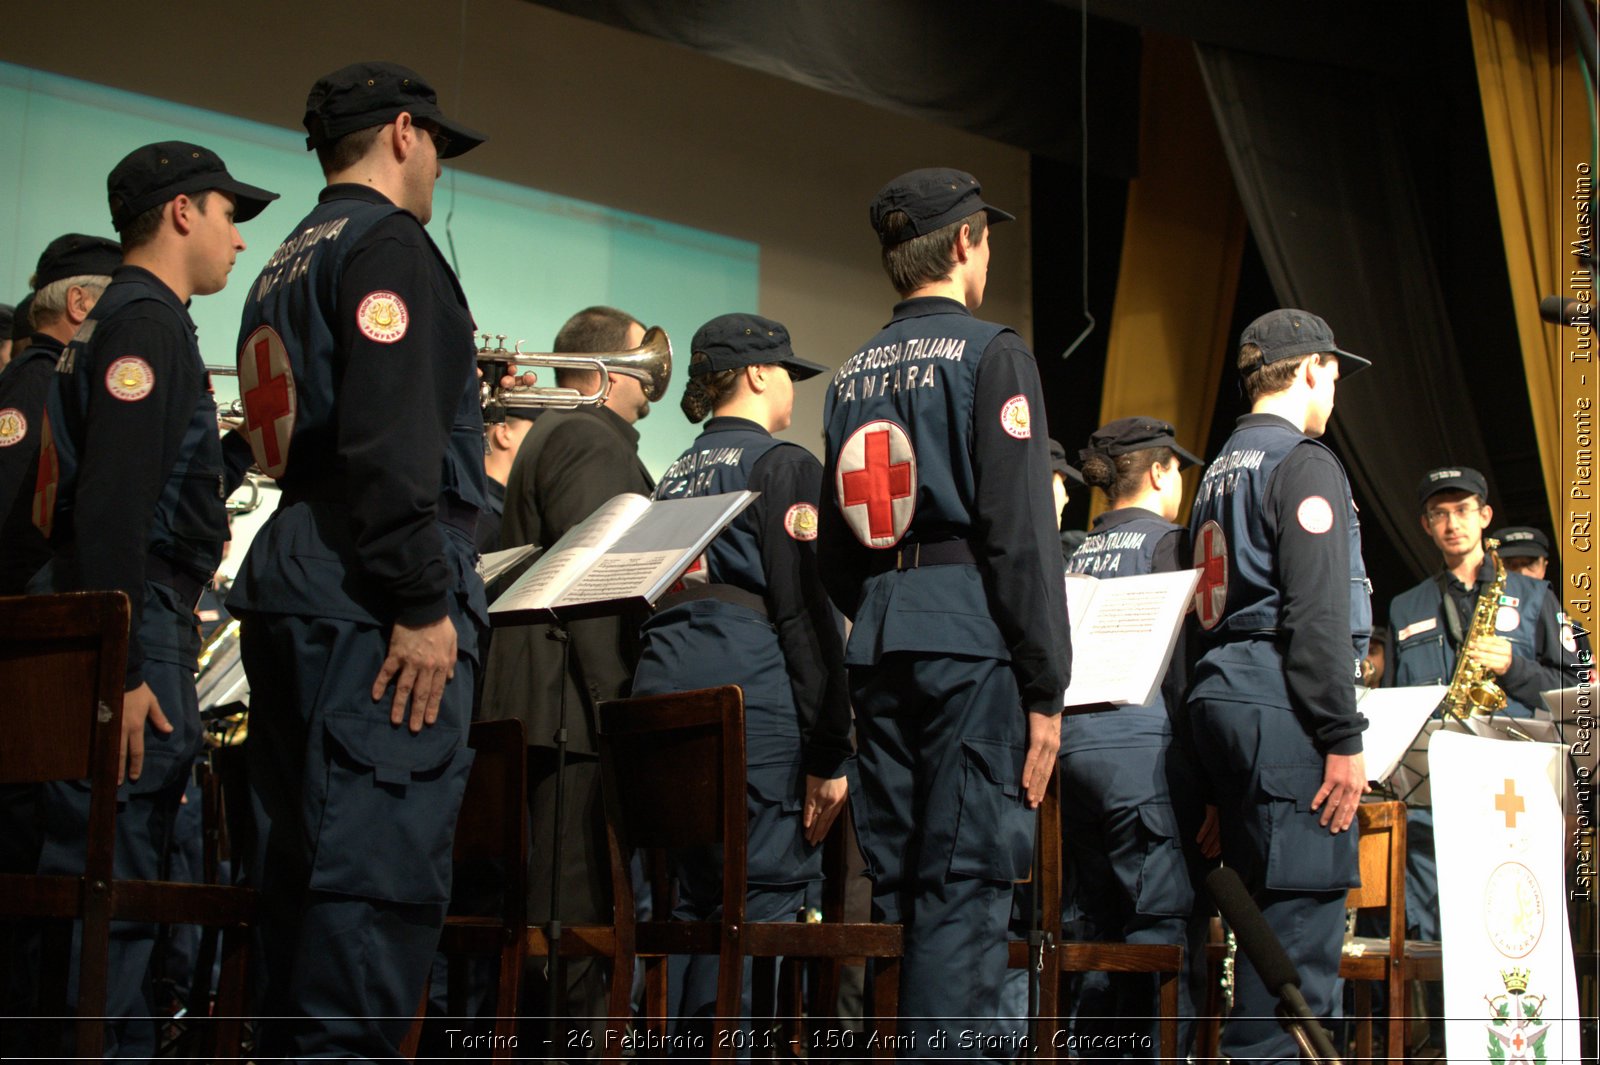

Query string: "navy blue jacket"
[0, 334, 59, 593]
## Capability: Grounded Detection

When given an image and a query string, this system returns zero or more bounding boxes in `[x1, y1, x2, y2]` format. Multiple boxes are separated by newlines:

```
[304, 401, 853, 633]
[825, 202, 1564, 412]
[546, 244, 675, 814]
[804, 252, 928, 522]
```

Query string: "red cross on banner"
[239, 325, 296, 478]
[1194, 519, 1229, 630]
[837, 420, 916, 548]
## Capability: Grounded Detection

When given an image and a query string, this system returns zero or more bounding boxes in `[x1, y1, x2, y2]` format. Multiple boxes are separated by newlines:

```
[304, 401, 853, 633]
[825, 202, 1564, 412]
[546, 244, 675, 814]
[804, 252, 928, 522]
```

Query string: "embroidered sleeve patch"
[1000, 394, 1032, 439]
[0, 407, 26, 447]
[357, 290, 409, 343]
[1296, 495, 1334, 534]
[1494, 605, 1520, 633]
[784, 502, 819, 541]
[104, 356, 155, 402]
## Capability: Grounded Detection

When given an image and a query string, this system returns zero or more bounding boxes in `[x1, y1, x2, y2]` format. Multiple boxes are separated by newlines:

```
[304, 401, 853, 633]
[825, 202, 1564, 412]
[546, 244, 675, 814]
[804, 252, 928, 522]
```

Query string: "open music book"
[1060, 568, 1199, 711]
[488, 491, 757, 624]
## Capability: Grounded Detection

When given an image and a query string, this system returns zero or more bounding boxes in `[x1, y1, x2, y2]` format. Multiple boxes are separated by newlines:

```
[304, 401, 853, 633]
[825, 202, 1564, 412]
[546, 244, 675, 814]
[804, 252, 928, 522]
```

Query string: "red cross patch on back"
[239, 325, 297, 479]
[1193, 519, 1229, 631]
[837, 419, 916, 549]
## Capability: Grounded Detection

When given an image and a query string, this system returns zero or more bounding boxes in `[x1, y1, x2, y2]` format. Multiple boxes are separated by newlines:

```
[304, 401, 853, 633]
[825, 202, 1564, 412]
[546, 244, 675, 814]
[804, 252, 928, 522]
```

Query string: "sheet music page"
[1060, 569, 1199, 708]
[1356, 685, 1448, 783]
[489, 493, 651, 614]
[476, 543, 541, 585]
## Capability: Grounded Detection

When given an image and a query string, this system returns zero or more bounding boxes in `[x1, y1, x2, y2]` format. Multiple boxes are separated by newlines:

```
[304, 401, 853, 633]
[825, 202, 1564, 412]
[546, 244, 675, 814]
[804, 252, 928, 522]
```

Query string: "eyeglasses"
[1424, 503, 1482, 527]
[417, 121, 450, 157]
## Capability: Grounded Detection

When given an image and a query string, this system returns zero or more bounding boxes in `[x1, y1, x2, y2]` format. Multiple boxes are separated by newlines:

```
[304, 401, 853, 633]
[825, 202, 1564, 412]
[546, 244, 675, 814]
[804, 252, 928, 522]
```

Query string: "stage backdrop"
[0, 61, 758, 477]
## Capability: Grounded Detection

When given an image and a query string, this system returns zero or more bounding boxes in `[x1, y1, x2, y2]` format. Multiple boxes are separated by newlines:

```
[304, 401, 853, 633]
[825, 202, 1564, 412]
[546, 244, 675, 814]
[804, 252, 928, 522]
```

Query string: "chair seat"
[635, 919, 902, 959]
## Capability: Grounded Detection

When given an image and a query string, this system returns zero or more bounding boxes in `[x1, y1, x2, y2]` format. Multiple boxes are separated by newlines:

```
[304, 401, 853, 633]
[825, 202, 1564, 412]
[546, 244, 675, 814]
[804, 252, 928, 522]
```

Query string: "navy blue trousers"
[240, 612, 476, 1062]
[1190, 699, 1358, 1064]
[850, 652, 1036, 1062]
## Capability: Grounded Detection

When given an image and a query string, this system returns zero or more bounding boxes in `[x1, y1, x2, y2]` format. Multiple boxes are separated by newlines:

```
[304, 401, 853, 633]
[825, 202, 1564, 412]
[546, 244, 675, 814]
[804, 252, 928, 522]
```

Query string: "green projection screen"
[0, 62, 758, 475]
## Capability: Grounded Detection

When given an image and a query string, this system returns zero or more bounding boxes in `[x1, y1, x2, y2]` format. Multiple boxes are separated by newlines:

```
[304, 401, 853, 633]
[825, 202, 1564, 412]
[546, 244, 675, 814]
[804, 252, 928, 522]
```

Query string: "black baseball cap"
[304, 61, 486, 159]
[1047, 438, 1085, 486]
[1490, 526, 1551, 560]
[107, 142, 279, 232]
[34, 234, 122, 290]
[688, 313, 829, 380]
[1417, 465, 1489, 506]
[7, 296, 30, 341]
[869, 167, 1015, 247]
[1081, 416, 1204, 468]
[1240, 308, 1371, 377]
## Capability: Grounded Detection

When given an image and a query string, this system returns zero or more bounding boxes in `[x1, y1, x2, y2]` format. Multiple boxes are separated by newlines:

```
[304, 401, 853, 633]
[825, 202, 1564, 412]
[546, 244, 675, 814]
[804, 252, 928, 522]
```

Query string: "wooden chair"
[0, 592, 254, 1061]
[597, 684, 904, 1060]
[1006, 768, 1184, 1061]
[1340, 800, 1443, 1062]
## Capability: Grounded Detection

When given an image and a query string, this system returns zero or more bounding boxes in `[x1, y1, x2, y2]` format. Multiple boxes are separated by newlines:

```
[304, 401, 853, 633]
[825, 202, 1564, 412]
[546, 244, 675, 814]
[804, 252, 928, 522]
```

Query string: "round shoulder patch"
[0, 407, 26, 447]
[1193, 518, 1229, 631]
[239, 324, 298, 479]
[357, 290, 409, 344]
[784, 502, 819, 542]
[1000, 394, 1032, 440]
[104, 356, 155, 402]
[1296, 495, 1334, 534]
[1495, 605, 1521, 633]
[1561, 622, 1578, 654]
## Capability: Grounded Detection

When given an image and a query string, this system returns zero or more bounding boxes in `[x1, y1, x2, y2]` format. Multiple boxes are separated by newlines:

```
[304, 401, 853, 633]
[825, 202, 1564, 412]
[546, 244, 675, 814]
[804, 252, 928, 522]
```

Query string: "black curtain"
[1192, 40, 1501, 591]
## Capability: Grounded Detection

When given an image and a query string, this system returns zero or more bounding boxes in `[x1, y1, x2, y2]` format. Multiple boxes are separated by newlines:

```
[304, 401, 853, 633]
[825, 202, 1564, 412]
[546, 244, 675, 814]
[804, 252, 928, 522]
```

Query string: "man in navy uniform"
[1186, 309, 1372, 1063]
[818, 167, 1069, 1054]
[0, 234, 122, 595]
[1491, 525, 1553, 582]
[1384, 473, 1585, 961]
[228, 61, 489, 1060]
[30, 142, 275, 1058]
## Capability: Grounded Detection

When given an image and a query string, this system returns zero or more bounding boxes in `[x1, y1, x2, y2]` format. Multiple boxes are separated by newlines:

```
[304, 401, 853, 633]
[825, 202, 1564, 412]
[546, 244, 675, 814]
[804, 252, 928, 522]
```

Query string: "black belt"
[145, 555, 208, 611]
[655, 582, 769, 618]
[865, 539, 976, 575]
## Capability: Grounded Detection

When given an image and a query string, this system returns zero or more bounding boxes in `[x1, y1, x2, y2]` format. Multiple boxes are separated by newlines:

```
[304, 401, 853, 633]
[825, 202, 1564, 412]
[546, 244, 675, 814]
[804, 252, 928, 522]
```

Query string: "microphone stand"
[545, 624, 571, 1065]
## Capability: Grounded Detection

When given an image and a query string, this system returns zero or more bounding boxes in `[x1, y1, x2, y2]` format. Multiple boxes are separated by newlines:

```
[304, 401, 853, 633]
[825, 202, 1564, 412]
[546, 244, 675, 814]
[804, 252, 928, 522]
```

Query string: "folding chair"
[1006, 768, 1184, 1061]
[0, 591, 254, 1061]
[597, 684, 904, 1060]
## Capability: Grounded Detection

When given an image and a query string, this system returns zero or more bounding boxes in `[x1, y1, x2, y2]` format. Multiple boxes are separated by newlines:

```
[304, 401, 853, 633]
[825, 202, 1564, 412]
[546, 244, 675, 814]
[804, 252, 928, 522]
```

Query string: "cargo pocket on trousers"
[1259, 763, 1360, 893]
[1133, 802, 1195, 917]
[746, 760, 817, 887]
[949, 738, 1034, 882]
[312, 710, 475, 906]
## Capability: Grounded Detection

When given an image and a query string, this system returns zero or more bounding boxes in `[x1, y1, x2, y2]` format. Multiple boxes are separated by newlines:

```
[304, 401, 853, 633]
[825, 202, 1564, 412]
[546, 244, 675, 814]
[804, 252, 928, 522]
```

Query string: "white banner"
[1431, 730, 1581, 1063]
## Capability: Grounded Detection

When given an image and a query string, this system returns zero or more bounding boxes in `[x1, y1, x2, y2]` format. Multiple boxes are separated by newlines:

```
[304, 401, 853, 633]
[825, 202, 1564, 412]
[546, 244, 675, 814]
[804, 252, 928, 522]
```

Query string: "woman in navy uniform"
[631, 312, 852, 1033]
[1061, 416, 1215, 1056]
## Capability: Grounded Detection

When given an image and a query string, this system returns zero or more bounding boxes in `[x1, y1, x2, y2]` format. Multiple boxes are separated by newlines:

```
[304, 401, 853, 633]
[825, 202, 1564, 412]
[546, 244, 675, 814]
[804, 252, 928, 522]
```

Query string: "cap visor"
[1333, 347, 1371, 376]
[984, 204, 1016, 225]
[781, 355, 831, 381]
[215, 179, 280, 224]
[436, 117, 487, 159]
[1172, 442, 1205, 468]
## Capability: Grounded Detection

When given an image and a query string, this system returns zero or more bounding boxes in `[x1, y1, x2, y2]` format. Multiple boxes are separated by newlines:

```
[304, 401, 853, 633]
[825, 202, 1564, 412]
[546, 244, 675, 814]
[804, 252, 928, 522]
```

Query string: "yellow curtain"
[1467, 0, 1594, 620]
[1094, 32, 1246, 522]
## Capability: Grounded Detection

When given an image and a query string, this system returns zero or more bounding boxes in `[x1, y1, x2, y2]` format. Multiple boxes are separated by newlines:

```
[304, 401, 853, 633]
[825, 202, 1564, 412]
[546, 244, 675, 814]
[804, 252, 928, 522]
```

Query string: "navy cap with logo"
[869, 167, 1016, 247]
[688, 313, 829, 381]
[34, 234, 122, 291]
[1489, 526, 1551, 560]
[1240, 308, 1371, 377]
[107, 142, 279, 233]
[1081, 416, 1204, 468]
[1417, 465, 1489, 506]
[304, 61, 486, 159]
[1047, 438, 1085, 487]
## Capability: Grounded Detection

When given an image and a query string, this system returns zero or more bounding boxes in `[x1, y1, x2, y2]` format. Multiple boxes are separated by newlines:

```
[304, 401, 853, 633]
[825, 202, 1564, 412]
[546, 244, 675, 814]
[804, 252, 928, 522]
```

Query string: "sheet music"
[1356, 685, 1448, 784]
[1060, 569, 1198, 708]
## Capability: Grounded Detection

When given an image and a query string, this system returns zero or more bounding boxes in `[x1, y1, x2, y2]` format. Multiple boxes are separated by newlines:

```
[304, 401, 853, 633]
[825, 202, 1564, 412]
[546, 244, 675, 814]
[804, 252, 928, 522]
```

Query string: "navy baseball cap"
[869, 167, 1015, 247]
[1047, 438, 1085, 486]
[689, 313, 829, 380]
[1490, 526, 1551, 560]
[107, 142, 279, 232]
[1240, 308, 1371, 377]
[1082, 416, 1204, 468]
[304, 61, 486, 159]
[1417, 466, 1489, 506]
[34, 234, 121, 290]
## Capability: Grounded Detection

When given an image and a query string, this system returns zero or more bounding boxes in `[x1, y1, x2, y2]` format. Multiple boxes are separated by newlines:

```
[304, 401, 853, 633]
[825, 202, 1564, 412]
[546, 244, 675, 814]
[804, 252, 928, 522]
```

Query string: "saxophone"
[1439, 538, 1509, 719]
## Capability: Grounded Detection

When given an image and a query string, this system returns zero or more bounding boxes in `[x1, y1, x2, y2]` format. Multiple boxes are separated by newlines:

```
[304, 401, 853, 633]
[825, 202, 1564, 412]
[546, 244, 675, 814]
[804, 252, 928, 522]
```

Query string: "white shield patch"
[0, 407, 25, 447]
[357, 290, 409, 344]
[1495, 605, 1520, 633]
[1296, 495, 1334, 534]
[1000, 394, 1032, 439]
[104, 356, 154, 402]
[1193, 519, 1229, 631]
[239, 325, 298, 479]
[784, 503, 819, 542]
[836, 419, 916, 549]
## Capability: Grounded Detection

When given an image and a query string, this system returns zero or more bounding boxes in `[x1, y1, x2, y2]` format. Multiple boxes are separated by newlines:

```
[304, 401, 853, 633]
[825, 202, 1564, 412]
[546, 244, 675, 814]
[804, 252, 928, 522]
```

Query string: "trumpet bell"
[477, 325, 673, 412]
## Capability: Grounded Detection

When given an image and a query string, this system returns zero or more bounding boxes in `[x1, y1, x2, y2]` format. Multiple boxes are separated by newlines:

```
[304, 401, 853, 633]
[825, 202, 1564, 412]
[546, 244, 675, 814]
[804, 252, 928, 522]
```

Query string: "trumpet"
[475, 325, 673, 413]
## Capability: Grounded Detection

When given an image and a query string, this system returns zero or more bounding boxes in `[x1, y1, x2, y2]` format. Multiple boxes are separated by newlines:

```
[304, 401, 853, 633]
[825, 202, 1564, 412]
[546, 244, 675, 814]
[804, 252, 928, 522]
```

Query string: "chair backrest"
[0, 592, 128, 790]
[1348, 800, 1407, 923]
[596, 685, 747, 923]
